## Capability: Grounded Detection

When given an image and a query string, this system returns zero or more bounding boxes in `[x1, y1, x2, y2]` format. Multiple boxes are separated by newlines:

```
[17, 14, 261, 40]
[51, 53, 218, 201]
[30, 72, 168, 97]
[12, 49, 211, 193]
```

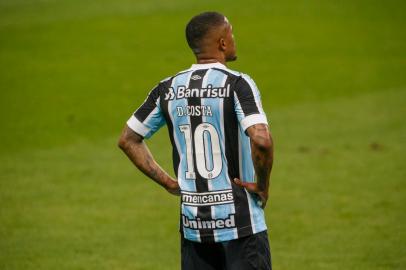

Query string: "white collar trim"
[190, 62, 227, 70]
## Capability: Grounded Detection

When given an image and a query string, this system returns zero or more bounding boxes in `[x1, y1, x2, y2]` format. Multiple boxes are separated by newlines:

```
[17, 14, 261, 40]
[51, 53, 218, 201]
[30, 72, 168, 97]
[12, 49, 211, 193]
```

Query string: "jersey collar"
[190, 62, 227, 70]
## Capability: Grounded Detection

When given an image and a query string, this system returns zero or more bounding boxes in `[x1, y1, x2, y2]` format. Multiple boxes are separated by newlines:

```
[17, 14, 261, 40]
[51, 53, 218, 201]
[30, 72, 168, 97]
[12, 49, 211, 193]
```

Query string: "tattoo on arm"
[248, 124, 274, 192]
[118, 126, 174, 189]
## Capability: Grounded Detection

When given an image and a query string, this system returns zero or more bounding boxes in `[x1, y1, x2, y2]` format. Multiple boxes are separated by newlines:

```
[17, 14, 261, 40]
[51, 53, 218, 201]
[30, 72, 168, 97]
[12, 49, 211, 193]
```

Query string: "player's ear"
[219, 37, 227, 51]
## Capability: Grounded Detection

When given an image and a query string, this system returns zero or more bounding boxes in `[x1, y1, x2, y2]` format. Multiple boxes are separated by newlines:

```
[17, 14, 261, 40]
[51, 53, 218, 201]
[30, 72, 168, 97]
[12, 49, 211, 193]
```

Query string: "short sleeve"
[233, 74, 268, 131]
[126, 84, 166, 139]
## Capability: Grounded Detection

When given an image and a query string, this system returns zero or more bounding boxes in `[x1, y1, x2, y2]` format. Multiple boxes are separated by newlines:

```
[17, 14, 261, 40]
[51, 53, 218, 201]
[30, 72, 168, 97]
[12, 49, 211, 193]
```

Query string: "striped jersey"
[127, 62, 269, 243]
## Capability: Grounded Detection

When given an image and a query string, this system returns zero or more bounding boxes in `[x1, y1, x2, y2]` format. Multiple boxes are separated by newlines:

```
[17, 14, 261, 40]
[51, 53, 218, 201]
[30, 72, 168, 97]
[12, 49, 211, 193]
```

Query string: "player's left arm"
[234, 124, 273, 208]
[232, 74, 273, 208]
[118, 125, 180, 196]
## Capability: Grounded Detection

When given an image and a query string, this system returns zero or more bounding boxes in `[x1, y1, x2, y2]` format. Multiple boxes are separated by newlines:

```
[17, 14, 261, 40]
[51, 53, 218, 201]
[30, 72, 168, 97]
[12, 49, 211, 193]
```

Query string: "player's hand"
[233, 178, 268, 209]
[165, 179, 181, 196]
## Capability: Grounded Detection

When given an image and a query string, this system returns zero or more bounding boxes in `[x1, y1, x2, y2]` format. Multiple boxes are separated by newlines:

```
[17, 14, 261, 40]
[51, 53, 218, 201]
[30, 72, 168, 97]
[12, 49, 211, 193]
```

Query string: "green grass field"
[1, 0, 405, 269]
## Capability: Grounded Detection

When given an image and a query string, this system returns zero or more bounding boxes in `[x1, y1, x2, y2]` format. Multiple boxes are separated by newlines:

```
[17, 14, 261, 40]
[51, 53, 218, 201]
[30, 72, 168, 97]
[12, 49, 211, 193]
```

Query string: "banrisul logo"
[164, 84, 230, 100]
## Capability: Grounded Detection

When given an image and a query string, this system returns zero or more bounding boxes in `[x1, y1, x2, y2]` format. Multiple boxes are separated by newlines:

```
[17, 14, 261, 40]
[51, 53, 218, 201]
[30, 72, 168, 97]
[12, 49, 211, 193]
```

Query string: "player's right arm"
[118, 126, 180, 196]
[118, 82, 180, 196]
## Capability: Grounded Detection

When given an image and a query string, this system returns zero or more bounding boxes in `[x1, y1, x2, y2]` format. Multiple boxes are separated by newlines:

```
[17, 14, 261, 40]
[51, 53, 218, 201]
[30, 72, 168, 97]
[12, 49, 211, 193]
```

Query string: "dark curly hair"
[185, 11, 226, 54]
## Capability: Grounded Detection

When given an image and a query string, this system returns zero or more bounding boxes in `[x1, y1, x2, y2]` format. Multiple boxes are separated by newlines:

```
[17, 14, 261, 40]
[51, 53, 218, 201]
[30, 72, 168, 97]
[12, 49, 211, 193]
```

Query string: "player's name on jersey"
[182, 214, 236, 230]
[165, 84, 231, 100]
[176, 105, 212, 117]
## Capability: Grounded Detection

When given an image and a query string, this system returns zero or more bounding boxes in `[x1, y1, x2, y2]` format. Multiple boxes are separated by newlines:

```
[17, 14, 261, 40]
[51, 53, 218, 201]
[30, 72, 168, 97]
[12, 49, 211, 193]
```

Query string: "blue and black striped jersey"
[127, 62, 269, 243]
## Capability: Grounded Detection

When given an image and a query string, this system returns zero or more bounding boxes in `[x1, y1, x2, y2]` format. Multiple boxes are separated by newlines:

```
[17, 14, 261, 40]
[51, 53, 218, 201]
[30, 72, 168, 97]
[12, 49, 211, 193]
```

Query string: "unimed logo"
[182, 214, 235, 230]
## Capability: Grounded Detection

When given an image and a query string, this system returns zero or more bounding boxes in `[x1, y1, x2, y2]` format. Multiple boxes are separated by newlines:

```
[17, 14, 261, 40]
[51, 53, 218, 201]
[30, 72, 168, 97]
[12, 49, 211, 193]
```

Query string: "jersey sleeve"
[233, 74, 268, 131]
[126, 83, 166, 139]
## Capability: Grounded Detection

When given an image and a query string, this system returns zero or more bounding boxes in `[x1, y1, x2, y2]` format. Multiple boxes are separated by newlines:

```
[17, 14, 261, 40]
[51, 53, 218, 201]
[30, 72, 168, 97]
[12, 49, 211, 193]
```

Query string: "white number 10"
[179, 123, 222, 180]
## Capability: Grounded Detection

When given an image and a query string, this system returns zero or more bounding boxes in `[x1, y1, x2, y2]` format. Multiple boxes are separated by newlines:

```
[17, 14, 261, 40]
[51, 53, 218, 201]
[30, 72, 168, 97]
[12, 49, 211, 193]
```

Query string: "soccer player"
[118, 11, 274, 270]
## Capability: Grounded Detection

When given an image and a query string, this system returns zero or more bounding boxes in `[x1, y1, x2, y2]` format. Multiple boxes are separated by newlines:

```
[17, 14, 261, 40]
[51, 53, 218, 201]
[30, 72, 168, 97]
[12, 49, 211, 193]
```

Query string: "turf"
[0, 0, 405, 269]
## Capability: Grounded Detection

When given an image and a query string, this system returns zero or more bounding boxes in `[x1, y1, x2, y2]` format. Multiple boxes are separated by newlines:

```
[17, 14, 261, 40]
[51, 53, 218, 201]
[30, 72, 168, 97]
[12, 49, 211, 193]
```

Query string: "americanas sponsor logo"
[182, 214, 236, 230]
[164, 84, 230, 100]
[181, 190, 234, 206]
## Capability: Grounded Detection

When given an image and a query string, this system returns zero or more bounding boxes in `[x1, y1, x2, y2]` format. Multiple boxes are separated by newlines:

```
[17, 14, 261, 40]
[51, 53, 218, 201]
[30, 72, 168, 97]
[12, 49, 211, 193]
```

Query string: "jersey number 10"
[179, 123, 222, 180]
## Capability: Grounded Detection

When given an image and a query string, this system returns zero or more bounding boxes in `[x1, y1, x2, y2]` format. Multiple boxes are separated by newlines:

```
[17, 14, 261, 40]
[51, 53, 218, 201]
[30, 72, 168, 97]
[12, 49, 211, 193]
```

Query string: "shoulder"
[239, 73, 259, 91]
[215, 67, 258, 86]
[212, 66, 242, 78]
[156, 68, 192, 88]
[229, 72, 260, 95]
[239, 73, 256, 83]
[157, 75, 173, 87]
[151, 75, 174, 95]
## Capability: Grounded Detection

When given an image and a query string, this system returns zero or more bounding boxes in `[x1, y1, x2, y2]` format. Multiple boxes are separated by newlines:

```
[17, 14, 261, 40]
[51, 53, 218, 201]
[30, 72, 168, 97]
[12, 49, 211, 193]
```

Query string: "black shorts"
[181, 230, 271, 270]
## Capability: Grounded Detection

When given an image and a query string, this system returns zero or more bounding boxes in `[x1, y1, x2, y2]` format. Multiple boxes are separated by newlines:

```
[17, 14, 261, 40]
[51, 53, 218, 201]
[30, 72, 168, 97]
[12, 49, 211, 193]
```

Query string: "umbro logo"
[191, 75, 201, 80]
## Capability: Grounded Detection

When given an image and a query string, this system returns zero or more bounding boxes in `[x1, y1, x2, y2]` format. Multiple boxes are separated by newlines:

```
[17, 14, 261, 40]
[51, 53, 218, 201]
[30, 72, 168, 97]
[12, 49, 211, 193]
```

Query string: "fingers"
[233, 178, 245, 187]
[234, 178, 252, 190]
[233, 178, 257, 192]
[165, 179, 180, 196]
[172, 183, 181, 196]
[234, 178, 268, 208]
[172, 189, 181, 196]
[168, 186, 181, 196]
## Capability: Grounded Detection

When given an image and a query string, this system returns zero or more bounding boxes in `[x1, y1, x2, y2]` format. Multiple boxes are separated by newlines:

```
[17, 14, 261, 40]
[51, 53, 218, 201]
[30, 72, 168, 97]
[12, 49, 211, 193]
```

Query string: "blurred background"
[0, 0, 405, 269]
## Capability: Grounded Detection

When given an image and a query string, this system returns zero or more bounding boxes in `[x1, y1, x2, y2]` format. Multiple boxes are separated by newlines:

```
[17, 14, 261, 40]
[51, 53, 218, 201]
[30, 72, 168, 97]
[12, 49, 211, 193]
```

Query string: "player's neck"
[195, 54, 226, 66]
